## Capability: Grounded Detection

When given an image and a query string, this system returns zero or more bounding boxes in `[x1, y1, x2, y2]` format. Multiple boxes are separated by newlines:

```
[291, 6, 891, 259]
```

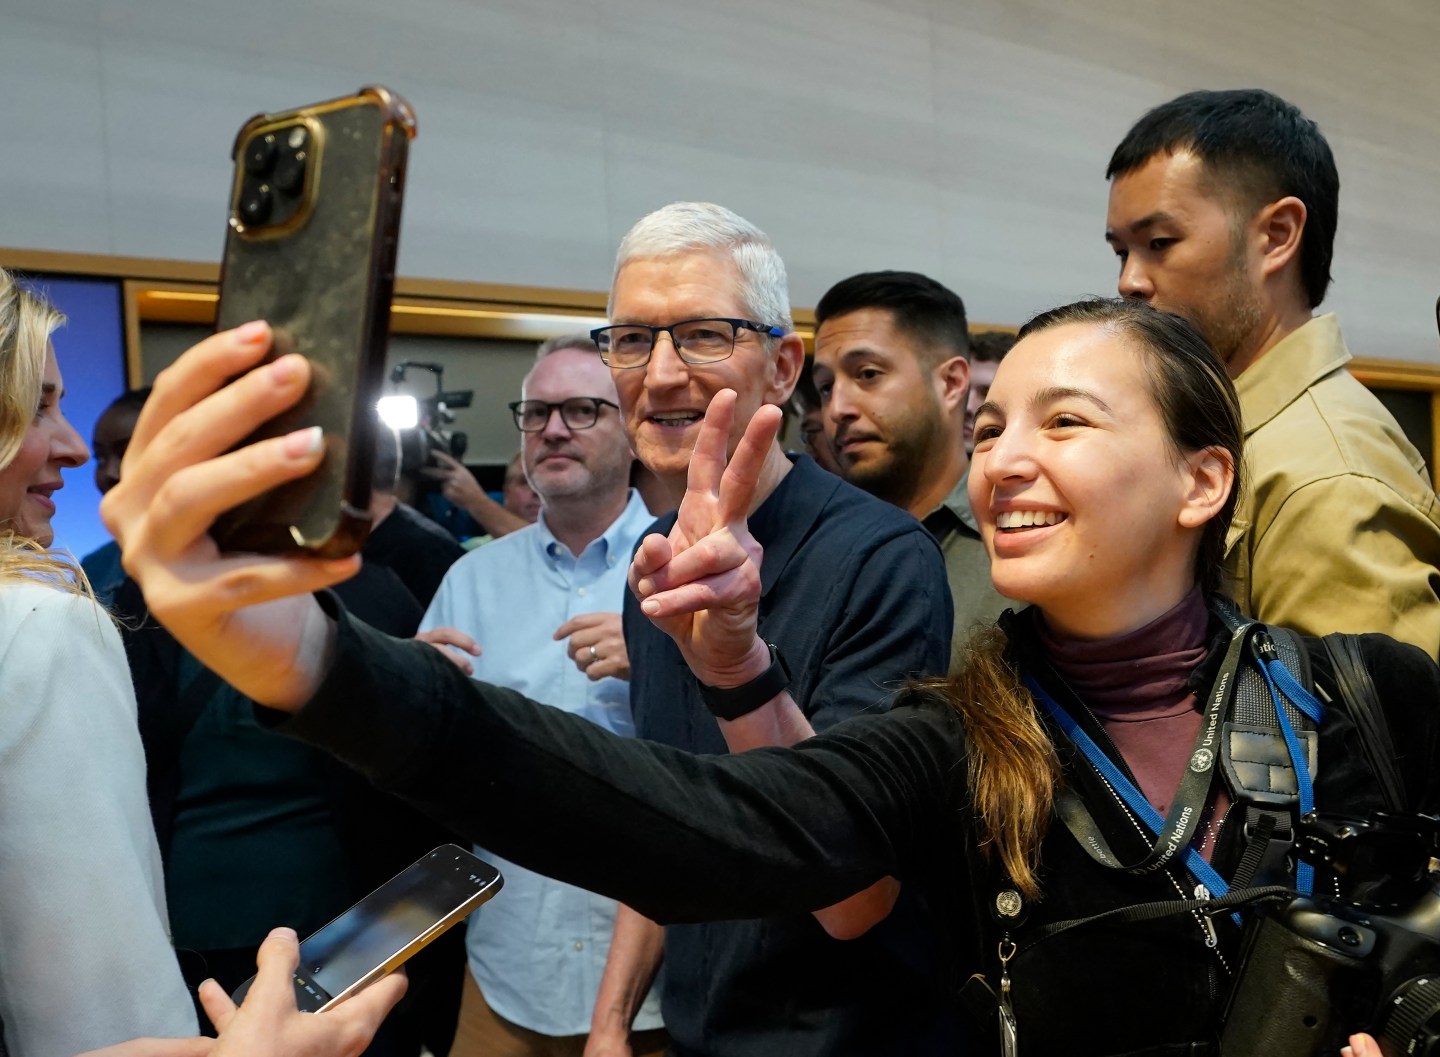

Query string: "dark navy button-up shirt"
[624, 453, 956, 1057]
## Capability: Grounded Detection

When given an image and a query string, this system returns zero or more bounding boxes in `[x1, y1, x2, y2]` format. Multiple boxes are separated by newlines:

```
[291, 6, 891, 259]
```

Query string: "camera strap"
[1030, 610, 1325, 899]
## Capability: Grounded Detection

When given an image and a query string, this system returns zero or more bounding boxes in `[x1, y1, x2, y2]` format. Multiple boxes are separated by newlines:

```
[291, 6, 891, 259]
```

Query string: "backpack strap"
[1320, 633, 1406, 812]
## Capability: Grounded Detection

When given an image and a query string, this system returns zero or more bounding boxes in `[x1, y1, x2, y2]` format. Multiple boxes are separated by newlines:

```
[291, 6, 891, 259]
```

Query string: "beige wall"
[5, 0, 1438, 359]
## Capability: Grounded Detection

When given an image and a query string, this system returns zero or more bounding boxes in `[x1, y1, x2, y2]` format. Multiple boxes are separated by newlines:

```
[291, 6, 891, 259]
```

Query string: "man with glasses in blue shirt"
[420, 335, 667, 1057]
[585, 202, 956, 1057]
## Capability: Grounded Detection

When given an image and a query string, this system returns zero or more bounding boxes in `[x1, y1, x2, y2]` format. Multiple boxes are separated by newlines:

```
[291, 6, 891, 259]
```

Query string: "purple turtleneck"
[1036, 589, 1230, 851]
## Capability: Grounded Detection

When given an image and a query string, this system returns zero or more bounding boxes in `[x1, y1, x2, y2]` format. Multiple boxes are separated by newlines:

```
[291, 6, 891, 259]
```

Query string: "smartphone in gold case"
[231, 845, 503, 1012]
[210, 85, 416, 557]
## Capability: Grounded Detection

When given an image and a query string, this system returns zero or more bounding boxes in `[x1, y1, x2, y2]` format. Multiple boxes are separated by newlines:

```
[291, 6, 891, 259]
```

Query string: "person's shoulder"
[392, 503, 466, 550]
[439, 522, 542, 579]
[0, 582, 121, 673]
[812, 472, 940, 549]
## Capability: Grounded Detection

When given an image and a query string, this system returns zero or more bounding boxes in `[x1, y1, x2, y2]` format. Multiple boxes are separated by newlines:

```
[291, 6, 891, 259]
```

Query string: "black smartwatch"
[696, 643, 791, 721]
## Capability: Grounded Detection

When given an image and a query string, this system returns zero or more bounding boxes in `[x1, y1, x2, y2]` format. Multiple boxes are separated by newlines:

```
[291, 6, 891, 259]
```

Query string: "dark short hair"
[1016, 298, 1243, 596]
[1106, 89, 1339, 309]
[969, 331, 1016, 364]
[790, 359, 823, 415]
[101, 386, 152, 418]
[814, 271, 970, 366]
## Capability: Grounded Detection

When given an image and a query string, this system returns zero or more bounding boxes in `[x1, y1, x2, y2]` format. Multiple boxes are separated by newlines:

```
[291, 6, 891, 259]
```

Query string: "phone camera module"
[274, 150, 307, 196]
[240, 184, 273, 225]
[244, 134, 277, 176]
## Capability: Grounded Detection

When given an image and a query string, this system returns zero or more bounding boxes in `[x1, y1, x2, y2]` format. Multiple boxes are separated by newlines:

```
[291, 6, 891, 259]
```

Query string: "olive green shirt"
[1226, 314, 1440, 655]
[922, 469, 1012, 672]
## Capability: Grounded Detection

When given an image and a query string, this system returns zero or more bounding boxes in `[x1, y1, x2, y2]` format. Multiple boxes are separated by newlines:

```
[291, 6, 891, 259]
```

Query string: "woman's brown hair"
[939, 298, 1244, 897]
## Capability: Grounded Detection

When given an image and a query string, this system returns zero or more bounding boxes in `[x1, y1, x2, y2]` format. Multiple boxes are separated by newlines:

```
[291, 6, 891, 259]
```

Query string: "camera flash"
[377, 395, 419, 430]
[288, 126, 307, 149]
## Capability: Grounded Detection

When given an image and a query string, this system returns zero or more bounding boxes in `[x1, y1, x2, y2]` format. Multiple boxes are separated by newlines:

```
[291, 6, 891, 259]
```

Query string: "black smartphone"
[231, 845, 502, 1013]
[209, 85, 416, 557]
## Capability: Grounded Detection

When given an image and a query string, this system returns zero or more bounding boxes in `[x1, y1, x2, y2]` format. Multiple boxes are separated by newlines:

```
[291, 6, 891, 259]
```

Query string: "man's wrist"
[696, 641, 791, 721]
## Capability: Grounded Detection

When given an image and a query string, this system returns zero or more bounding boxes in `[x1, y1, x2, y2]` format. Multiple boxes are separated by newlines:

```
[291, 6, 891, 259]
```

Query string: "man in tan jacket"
[1104, 88, 1440, 655]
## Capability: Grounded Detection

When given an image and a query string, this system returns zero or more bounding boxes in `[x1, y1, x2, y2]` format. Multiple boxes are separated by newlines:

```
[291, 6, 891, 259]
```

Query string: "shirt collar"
[921, 467, 980, 536]
[534, 489, 651, 566]
[1233, 314, 1349, 437]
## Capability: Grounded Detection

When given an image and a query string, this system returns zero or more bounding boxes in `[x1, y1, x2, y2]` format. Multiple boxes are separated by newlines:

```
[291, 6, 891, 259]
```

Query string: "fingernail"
[637, 577, 654, 595]
[283, 425, 323, 457]
[273, 926, 298, 940]
[642, 599, 660, 615]
[269, 353, 303, 384]
[236, 320, 269, 343]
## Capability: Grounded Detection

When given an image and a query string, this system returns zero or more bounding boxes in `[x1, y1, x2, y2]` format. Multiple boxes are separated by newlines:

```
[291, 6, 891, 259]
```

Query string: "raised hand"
[628, 390, 781, 687]
[101, 323, 357, 710]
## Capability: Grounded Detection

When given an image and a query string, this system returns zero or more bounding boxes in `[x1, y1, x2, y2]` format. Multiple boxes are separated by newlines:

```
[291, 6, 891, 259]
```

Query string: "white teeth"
[652, 413, 700, 424]
[997, 510, 1064, 529]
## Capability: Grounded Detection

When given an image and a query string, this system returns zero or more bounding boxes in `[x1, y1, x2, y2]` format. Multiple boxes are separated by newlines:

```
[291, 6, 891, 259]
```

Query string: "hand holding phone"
[210, 86, 416, 557]
[231, 845, 502, 1013]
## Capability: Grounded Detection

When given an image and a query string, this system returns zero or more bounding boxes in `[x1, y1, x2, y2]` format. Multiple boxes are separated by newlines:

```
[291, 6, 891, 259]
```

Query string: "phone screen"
[233, 845, 502, 1010]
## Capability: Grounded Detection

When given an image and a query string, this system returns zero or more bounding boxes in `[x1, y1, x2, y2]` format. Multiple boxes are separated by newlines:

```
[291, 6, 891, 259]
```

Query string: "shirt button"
[577, 587, 587, 597]
[574, 941, 584, 951]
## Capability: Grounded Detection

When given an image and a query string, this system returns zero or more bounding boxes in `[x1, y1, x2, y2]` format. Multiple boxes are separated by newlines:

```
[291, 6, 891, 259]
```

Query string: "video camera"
[1220, 811, 1440, 1056]
[386, 361, 471, 484]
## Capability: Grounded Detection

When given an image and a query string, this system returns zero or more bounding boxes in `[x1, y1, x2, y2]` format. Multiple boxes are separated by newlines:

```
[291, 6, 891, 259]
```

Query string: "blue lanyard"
[1026, 673, 1234, 898]
[1026, 631, 1326, 898]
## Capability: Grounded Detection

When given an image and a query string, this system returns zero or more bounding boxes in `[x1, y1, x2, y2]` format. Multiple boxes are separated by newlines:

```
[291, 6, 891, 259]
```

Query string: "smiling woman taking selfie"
[0, 268, 197, 1056]
[106, 298, 1434, 1057]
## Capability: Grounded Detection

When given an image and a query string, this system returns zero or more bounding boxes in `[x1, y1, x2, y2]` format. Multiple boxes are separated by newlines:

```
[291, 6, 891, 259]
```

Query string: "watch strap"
[697, 643, 791, 721]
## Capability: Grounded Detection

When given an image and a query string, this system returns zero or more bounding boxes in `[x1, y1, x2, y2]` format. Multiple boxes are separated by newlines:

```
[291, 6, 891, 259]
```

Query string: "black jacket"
[276, 597, 1440, 1056]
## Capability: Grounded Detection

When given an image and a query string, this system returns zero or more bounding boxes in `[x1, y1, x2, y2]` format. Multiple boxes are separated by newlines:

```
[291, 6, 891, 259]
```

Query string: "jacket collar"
[1233, 314, 1349, 438]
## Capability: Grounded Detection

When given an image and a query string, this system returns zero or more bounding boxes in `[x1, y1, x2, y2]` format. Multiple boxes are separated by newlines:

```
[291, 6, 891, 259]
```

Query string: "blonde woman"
[0, 270, 195, 1056]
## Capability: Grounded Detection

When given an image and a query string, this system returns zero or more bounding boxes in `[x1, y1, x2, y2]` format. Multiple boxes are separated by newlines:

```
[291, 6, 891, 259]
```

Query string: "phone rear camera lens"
[240, 185, 273, 224]
[274, 150, 307, 195]
[244, 134, 277, 176]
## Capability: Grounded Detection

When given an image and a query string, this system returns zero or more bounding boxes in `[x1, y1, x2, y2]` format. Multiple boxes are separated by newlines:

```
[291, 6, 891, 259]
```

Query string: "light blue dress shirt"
[419, 489, 665, 1036]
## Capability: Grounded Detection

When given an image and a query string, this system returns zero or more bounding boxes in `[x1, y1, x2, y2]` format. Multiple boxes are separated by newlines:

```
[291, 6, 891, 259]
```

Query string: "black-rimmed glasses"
[508, 397, 619, 432]
[590, 317, 785, 369]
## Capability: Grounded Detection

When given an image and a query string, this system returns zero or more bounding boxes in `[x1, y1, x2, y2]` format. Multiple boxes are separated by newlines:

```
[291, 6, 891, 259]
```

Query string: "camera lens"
[240, 184, 273, 225]
[244, 134, 277, 176]
[1377, 975, 1440, 1055]
[274, 150, 307, 196]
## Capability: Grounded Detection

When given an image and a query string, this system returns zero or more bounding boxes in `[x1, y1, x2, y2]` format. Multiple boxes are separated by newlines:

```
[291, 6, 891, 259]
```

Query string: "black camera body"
[1220, 813, 1440, 1056]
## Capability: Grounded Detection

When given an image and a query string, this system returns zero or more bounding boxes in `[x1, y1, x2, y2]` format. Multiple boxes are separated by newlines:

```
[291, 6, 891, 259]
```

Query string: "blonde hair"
[0, 267, 89, 595]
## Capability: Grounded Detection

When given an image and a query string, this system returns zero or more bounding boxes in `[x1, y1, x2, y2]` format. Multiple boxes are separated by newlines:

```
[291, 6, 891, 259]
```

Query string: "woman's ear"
[1178, 445, 1234, 529]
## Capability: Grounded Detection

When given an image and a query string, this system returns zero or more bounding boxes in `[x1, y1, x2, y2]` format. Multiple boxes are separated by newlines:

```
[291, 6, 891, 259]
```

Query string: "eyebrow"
[41, 381, 63, 399]
[1105, 210, 1175, 241]
[837, 346, 891, 368]
[975, 386, 1114, 421]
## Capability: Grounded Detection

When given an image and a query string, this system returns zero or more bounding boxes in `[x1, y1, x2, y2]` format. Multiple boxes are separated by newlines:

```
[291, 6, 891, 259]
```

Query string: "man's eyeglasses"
[590, 318, 785, 369]
[508, 397, 619, 433]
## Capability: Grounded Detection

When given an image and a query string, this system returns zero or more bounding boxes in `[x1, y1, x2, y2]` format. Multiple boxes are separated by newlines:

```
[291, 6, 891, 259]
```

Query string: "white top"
[0, 582, 196, 1057]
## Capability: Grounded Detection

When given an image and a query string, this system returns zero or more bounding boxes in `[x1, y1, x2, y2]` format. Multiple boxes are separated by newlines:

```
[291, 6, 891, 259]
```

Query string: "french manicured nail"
[269, 353, 303, 384]
[283, 426, 323, 457]
[235, 320, 269, 343]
